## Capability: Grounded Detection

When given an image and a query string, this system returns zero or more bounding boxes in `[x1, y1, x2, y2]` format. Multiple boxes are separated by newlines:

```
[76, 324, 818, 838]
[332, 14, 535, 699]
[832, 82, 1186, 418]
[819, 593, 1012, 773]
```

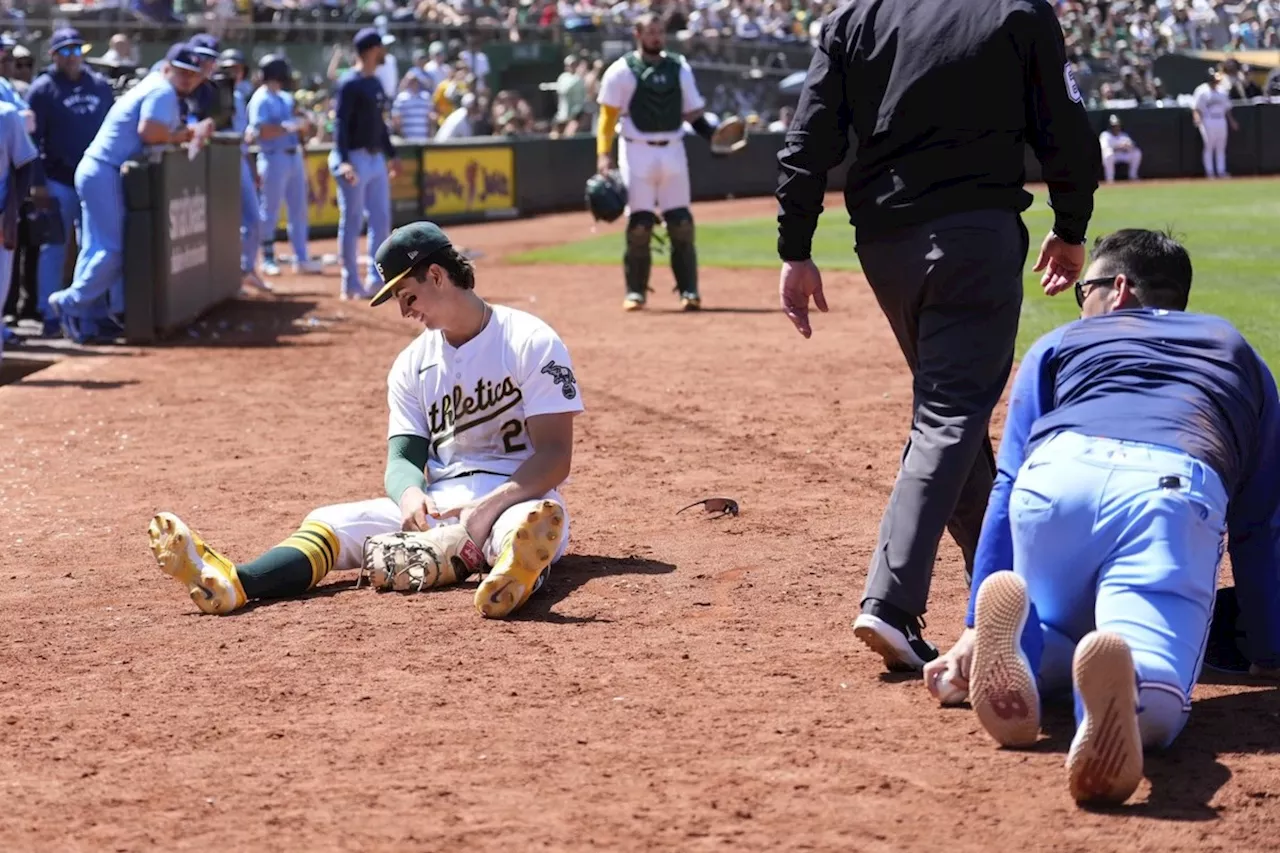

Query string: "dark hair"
[411, 246, 476, 290]
[1089, 228, 1192, 310]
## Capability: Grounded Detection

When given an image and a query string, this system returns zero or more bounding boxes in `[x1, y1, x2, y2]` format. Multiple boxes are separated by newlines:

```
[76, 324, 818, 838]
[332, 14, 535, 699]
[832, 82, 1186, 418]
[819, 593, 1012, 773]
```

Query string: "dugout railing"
[121, 102, 1280, 344]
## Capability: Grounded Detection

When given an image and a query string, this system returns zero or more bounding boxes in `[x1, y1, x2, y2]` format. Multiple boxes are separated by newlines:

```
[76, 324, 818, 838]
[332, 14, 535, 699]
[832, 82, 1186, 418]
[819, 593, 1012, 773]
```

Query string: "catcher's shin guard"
[474, 500, 564, 619]
[663, 208, 699, 309]
[623, 212, 656, 305]
[148, 512, 248, 615]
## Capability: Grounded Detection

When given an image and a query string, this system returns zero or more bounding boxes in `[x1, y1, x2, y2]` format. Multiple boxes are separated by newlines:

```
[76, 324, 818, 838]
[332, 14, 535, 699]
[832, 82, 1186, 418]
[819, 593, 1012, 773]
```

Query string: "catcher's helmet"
[218, 48, 246, 69]
[585, 171, 627, 223]
[258, 53, 291, 84]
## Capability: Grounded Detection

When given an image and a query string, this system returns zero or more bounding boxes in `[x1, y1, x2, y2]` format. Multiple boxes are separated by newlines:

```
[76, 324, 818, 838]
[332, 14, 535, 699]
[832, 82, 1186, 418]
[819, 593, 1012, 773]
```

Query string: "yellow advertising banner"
[421, 146, 517, 218]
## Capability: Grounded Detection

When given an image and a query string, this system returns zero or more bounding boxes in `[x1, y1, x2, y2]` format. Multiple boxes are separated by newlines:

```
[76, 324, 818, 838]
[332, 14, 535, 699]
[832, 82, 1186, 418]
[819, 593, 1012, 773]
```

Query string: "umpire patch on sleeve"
[1063, 62, 1083, 103]
[541, 360, 578, 399]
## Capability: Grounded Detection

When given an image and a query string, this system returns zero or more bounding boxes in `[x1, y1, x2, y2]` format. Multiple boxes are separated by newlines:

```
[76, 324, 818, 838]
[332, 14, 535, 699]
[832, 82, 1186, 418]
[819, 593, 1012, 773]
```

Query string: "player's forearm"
[384, 434, 430, 504]
[139, 119, 187, 145]
[596, 104, 619, 156]
[476, 449, 572, 521]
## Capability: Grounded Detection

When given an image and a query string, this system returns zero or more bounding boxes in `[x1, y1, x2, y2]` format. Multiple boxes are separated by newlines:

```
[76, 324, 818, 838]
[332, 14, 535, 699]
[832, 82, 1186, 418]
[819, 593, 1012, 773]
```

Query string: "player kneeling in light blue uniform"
[45, 43, 202, 343]
[924, 229, 1280, 806]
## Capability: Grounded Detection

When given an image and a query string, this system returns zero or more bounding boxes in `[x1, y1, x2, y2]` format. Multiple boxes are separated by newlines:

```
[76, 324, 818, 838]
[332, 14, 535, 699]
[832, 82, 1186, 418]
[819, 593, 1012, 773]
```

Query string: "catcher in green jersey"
[595, 13, 747, 312]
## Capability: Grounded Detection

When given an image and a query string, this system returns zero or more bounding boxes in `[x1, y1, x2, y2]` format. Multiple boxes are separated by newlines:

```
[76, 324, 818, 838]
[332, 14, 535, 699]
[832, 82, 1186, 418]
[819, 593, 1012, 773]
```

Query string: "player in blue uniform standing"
[330, 27, 399, 300]
[45, 44, 203, 342]
[923, 229, 1280, 806]
[0, 101, 39, 364]
[249, 53, 320, 278]
[217, 49, 269, 294]
[26, 28, 114, 334]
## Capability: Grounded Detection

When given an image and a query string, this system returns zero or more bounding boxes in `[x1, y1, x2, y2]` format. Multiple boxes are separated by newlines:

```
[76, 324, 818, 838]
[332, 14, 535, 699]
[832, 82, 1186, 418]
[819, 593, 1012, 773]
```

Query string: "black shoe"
[853, 600, 939, 672]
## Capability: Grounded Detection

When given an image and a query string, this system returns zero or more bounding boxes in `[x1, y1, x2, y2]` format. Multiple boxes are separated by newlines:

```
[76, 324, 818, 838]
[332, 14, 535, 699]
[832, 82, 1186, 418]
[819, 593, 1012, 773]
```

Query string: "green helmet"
[585, 171, 627, 223]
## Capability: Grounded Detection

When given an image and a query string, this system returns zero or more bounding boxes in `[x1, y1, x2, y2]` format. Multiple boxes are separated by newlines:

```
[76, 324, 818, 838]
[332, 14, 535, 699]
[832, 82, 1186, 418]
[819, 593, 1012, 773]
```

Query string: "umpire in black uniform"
[776, 0, 1101, 672]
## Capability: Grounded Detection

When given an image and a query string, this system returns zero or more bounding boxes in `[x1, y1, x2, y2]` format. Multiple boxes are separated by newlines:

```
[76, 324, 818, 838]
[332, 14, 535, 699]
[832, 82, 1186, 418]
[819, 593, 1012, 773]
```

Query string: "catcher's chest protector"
[625, 53, 685, 133]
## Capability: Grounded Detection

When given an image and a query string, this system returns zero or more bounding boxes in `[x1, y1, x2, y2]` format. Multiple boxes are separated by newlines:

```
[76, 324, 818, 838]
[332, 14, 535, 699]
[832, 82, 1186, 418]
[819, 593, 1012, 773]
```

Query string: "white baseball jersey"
[386, 304, 585, 483]
[1099, 130, 1136, 155]
[1193, 83, 1231, 122]
[598, 52, 706, 144]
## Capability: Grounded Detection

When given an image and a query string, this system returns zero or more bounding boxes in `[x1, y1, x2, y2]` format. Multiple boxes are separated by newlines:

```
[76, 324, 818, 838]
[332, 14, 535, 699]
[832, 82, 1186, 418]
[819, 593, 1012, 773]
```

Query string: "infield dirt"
[2, 195, 1276, 852]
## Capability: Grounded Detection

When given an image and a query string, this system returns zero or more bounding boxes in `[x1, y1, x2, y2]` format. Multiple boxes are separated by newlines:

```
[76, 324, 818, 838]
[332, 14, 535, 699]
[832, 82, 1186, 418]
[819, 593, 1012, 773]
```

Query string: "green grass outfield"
[512, 179, 1280, 365]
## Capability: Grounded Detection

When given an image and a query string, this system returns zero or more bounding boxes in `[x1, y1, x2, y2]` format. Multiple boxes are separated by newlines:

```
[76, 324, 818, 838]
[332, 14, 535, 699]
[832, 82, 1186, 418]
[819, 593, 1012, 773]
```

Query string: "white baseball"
[935, 662, 969, 706]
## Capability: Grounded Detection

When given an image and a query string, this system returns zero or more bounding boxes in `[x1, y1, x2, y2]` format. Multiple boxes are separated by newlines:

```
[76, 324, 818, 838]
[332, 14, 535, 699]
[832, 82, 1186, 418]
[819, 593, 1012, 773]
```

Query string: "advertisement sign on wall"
[277, 150, 421, 230]
[421, 146, 517, 219]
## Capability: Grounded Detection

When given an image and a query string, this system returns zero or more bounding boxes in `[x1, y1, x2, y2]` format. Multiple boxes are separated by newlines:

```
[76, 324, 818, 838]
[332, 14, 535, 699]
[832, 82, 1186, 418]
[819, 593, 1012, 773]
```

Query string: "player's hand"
[779, 259, 828, 339]
[924, 629, 975, 703]
[1033, 231, 1085, 296]
[337, 162, 358, 185]
[388, 158, 401, 179]
[597, 154, 613, 175]
[399, 486, 440, 532]
[438, 501, 497, 550]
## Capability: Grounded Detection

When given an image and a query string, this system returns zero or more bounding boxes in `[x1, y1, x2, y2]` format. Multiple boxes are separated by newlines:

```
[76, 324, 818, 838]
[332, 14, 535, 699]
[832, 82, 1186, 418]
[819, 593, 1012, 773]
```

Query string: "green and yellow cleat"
[474, 500, 563, 619]
[148, 512, 247, 615]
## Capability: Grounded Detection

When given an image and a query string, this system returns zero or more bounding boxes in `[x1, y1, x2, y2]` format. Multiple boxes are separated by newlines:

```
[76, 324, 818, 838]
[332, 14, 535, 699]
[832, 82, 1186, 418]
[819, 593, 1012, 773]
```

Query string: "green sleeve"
[385, 434, 430, 505]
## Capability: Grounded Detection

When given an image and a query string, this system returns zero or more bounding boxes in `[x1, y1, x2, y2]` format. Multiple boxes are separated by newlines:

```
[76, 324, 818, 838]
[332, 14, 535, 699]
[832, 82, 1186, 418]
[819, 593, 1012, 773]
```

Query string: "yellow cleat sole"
[474, 501, 563, 619]
[148, 512, 245, 615]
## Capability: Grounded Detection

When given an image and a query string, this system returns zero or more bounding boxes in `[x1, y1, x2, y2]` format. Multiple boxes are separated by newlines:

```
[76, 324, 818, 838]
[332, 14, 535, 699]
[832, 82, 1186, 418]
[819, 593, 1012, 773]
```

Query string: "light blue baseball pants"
[239, 157, 260, 274]
[329, 148, 390, 298]
[36, 179, 82, 319]
[257, 149, 310, 264]
[1009, 430, 1228, 749]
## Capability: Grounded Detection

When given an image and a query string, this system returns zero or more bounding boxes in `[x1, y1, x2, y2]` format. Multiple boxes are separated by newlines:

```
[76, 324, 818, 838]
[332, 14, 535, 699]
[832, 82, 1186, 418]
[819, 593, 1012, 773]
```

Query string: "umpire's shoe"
[474, 500, 562, 619]
[853, 601, 939, 672]
[148, 512, 247, 615]
[1066, 631, 1144, 805]
[679, 292, 701, 311]
[970, 572, 1041, 748]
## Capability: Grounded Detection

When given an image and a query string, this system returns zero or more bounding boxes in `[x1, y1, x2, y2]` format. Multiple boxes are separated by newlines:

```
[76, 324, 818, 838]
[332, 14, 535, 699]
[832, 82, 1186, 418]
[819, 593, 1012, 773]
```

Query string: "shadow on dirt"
[1025, 685, 1280, 821]
[155, 296, 337, 349]
[514, 553, 678, 624]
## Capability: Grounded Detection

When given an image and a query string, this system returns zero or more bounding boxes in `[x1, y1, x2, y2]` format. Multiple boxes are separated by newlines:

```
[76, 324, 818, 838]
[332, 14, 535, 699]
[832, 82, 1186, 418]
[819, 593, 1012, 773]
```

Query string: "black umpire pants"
[857, 208, 1028, 618]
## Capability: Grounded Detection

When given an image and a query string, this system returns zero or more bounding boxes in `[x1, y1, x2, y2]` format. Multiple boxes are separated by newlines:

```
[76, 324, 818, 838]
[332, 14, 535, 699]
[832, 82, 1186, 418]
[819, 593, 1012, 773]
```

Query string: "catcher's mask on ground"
[677, 498, 740, 518]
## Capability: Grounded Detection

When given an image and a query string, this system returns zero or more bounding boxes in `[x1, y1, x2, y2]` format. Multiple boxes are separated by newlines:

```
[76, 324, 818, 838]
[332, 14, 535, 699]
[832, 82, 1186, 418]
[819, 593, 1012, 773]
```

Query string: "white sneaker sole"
[852, 614, 927, 672]
[970, 572, 1041, 747]
[1067, 631, 1144, 805]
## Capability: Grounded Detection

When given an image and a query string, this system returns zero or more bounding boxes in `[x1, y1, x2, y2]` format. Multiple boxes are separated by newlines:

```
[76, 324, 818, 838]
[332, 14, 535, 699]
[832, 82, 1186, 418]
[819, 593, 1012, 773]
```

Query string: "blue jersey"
[0, 76, 28, 110]
[332, 70, 394, 163]
[248, 85, 299, 153]
[970, 308, 1280, 659]
[0, 102, 39, 211]
[27, 67, 114, 186]
[230, 88, 249, 154]
[83, 72, 183, 168]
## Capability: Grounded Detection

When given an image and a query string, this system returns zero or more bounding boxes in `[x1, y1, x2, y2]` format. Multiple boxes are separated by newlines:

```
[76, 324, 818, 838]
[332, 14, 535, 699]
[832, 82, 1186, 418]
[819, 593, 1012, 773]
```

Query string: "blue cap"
[49, 28, 87, 54]
[188, 33, 220, 60]
[353, 28, 384, 54]
[165, 43, 202, 73]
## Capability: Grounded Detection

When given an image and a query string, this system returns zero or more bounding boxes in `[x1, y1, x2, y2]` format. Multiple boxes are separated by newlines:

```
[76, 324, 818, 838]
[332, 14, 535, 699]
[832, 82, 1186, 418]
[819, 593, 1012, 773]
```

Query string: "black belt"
[625, 138, 671, 147]
[278, 147, 298, 155]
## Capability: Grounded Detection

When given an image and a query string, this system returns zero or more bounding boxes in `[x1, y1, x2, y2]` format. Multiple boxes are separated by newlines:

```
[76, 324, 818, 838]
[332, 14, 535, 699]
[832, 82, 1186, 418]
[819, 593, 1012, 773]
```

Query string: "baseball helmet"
[585, 171, 627, 223]
[258, 53, 291, 84]
[218, 48, 246, 69]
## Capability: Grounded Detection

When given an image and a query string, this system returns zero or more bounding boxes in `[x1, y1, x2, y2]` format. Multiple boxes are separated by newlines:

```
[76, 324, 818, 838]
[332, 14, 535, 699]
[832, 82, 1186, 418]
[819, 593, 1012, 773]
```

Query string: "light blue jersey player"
[216, 49, 269, 293]
[45, 43, 202, 343]
[0, 101, 39, 363]
[924, 229, 1280, 806]
[249, 54, 319, 277]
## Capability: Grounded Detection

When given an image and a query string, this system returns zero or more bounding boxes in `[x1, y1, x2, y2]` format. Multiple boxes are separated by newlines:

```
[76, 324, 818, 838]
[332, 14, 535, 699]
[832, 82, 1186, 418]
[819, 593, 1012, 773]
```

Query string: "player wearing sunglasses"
[923, 228, 1280, 805]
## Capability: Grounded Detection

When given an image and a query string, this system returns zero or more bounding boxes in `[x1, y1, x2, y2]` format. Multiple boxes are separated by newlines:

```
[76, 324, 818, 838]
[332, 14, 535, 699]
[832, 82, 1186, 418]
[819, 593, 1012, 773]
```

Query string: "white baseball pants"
[620, 137, 691, 214]
[1199, 120, 1228, 178]
[1102, 150, 1141, 182]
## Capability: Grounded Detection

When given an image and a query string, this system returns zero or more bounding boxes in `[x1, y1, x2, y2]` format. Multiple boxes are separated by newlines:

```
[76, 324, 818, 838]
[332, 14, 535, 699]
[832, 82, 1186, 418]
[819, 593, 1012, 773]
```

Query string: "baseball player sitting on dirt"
[148, 222, 585, 619]
[922, 228, 1280, 806]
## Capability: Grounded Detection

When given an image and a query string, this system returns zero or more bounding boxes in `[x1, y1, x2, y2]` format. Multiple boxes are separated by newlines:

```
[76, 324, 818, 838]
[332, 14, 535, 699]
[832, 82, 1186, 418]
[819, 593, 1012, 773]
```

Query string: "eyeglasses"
[1074, 276, 1117, 308]
[676, 497, 740, 519]
[55, 46, 83, 57]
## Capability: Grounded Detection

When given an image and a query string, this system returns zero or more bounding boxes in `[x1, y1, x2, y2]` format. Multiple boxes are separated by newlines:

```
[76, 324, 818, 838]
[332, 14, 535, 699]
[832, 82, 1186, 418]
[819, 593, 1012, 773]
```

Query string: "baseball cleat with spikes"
[474, 500, 563, 619]
[148, 512, 247, 615]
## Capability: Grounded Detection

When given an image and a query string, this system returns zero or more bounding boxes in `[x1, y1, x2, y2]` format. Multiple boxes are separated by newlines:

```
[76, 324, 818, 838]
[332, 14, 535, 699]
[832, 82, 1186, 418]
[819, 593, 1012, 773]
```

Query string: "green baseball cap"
[369, 221, 455, 307]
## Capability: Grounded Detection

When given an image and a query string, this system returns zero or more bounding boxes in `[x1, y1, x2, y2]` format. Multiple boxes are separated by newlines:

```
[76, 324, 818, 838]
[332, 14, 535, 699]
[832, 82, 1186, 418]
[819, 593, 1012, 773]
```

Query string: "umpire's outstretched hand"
[780, 259, 828, 339]
[1033, 231, 1086, 296]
